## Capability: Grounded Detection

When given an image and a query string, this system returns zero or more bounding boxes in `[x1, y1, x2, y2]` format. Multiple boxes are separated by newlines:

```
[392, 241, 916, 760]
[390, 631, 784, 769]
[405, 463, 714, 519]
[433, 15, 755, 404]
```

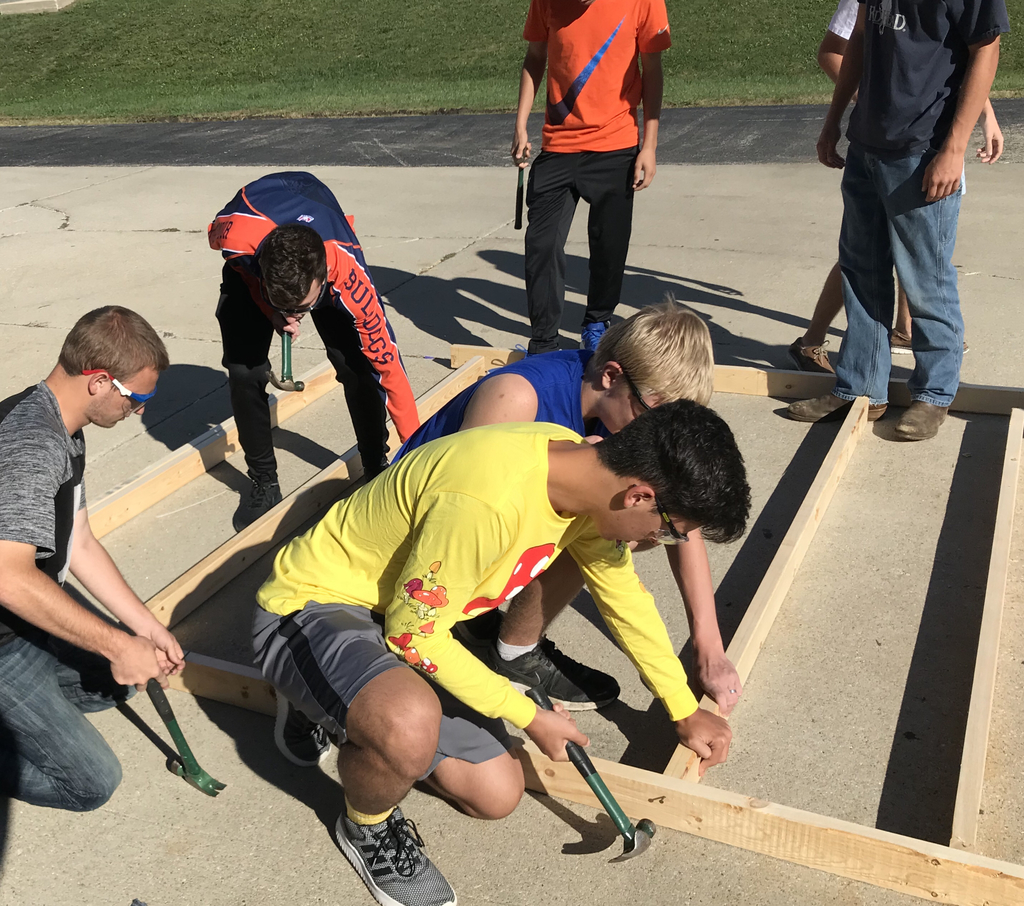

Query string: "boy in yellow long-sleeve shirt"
[253, 401, 749, 906]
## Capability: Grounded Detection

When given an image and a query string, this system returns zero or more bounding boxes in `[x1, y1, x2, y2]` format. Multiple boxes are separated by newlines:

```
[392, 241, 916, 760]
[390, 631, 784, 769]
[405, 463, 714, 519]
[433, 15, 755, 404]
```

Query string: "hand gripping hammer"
[527, 687, 655, 862]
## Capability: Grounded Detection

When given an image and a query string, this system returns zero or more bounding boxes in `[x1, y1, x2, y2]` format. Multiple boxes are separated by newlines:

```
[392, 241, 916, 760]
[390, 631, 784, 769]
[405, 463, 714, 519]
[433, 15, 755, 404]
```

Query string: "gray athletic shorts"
[252, 602, 512, 777]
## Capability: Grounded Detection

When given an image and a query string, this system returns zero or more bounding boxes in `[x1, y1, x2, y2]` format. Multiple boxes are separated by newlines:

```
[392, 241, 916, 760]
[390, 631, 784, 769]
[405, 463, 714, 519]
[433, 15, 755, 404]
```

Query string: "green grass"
[1, 0, 1021, 123]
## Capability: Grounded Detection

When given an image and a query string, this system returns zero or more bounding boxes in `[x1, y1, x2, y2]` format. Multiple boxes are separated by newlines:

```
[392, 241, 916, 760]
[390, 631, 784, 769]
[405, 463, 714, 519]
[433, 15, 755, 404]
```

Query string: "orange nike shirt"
[524, 0, 671, 153]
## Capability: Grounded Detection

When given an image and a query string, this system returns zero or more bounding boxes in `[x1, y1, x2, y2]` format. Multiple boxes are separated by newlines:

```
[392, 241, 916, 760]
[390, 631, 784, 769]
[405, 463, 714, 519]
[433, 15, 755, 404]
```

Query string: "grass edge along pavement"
[1, 0, 1021, 125]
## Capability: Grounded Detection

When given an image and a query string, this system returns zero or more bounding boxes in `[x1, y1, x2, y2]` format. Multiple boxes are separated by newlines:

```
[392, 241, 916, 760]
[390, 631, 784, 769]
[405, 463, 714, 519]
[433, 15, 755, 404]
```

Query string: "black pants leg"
[216, 265, 277, 481]
[310, 306, 391, 479]
[579, 147, 637, 327]
[524, 151, 581, 355]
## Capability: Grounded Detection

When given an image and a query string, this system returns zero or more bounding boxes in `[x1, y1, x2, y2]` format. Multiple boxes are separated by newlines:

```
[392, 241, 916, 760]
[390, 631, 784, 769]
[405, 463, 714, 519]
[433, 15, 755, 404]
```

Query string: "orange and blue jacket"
[208, 171, 419, 442]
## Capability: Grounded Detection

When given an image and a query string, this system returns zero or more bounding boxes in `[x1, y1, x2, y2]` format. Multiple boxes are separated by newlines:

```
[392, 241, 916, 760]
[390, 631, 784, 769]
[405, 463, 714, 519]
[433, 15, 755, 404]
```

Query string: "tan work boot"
[894, 401, 948, 441]
[787, 393, 887, 423]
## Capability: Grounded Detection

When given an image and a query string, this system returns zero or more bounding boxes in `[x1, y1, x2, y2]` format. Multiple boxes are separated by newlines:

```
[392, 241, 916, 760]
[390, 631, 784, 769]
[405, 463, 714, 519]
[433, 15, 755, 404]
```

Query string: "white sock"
[496, 639, 537, 661]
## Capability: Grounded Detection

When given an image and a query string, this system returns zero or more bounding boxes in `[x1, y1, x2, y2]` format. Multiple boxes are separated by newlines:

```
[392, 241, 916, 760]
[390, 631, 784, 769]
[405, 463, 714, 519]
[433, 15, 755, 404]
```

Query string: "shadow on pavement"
[874, 414, 1003, 843]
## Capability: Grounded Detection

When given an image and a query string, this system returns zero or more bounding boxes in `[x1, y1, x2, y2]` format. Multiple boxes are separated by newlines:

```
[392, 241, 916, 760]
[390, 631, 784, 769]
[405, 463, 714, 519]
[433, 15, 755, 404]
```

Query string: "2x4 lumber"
[516, 744, 1024, 906]
[168, 652, 277, 717]
[89, 361, 339, 539]
[161, 652, 1024, 906]
[449, 345, 524, 370]
[448, 348, 1024, 415]
[950, 407, 1024, 850]
[713, 365, 1024, 416]
[145, 357, 488, 629]
[664, 397, 870, 780]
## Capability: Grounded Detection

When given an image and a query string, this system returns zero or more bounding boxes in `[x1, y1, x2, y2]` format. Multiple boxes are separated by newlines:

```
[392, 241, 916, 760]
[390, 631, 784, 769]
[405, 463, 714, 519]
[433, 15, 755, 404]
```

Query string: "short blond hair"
[58, 306, 169, 381]
[589, 296, 714, 406]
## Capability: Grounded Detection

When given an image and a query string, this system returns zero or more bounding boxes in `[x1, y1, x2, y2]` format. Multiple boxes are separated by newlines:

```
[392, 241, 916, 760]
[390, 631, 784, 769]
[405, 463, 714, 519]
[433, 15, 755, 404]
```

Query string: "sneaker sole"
[334, 816, 457, 906]
[890, 346, 914, 355]
[274, 696, 332, 768]
[507, 680, 614, 711]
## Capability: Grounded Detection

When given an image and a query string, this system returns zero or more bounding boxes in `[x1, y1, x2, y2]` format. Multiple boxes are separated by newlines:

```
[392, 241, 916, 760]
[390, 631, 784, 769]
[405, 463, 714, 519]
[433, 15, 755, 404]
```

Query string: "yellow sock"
[346, 798, 394, 827]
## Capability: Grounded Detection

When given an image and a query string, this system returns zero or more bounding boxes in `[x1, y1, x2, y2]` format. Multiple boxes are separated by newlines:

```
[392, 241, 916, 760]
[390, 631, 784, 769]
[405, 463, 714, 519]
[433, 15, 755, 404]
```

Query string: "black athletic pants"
[524, 147, 637, 355]
[215, 265, 390, 483]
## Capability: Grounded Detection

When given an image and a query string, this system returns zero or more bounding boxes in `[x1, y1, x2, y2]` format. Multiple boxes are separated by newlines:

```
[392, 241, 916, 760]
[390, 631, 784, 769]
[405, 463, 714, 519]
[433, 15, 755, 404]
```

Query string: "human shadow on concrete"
[193, 698, 345, 836]
[140, 363, 232, 452]
[873, 414, 1003, 843]
[557, 419, 844, 771]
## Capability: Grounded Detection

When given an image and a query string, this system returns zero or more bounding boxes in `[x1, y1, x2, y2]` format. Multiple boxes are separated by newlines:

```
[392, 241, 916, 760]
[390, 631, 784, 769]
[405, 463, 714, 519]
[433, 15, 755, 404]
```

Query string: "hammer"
[146, 680, 226, 797]
[527, 687, 655, 862]
[268, 333, 305, 393]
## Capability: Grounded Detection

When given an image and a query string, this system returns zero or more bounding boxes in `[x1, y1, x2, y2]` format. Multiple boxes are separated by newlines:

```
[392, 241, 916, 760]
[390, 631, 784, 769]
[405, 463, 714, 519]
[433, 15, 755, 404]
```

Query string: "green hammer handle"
[146, 679, 202, 775]
[281, 333, 293, 382]
[526, 686, 636, 841]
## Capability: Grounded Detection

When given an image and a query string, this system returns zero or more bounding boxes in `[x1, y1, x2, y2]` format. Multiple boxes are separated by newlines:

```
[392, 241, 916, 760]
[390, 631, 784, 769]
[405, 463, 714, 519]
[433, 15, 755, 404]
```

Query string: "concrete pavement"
[1, 156, 1022, 906]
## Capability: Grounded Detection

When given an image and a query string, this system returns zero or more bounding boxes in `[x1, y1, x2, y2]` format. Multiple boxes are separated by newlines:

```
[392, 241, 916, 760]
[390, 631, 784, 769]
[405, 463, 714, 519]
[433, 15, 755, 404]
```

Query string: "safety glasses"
[621, 369, 652, 412]
[82, 369, 157, 408]
[654, 494, 689, 544]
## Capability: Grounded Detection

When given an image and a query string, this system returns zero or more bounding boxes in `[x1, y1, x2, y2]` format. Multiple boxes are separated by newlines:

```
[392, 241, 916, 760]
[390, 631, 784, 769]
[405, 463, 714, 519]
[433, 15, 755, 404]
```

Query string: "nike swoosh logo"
[547, 18, 624, 126]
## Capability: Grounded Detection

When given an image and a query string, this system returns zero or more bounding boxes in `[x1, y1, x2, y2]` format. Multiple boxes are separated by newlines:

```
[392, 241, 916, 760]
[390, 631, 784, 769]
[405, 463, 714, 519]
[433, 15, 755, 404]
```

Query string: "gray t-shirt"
[0, 382, 86, 644]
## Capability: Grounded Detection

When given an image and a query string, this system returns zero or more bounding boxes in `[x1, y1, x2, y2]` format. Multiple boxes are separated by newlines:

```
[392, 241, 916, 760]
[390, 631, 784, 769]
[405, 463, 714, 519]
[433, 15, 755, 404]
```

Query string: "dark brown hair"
[260, 224, 328, 311]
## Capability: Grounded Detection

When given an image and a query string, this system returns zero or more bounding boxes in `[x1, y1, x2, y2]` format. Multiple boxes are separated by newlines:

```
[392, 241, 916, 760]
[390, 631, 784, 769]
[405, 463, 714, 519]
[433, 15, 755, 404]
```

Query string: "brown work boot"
[890, 330, 970, 355]
[787, 337, 835, 374]
[787, 393, 887, 423]
[894, 401, 948, 441]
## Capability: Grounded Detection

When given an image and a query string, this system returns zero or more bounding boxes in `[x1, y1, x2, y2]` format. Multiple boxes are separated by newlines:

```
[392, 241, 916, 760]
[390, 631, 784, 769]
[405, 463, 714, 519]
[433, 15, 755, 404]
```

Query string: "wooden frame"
[132, 349, 1024, 906]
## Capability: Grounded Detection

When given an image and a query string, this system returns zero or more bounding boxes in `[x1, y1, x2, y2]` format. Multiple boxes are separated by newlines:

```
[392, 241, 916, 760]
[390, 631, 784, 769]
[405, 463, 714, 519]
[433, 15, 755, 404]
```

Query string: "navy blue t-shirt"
[848, 0, 1010, 155]
[396, 350, 598, 459]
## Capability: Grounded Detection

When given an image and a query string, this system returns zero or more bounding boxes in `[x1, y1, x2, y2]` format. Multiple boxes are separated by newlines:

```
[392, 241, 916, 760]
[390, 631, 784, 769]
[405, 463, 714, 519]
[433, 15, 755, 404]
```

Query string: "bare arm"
[0, 538, 169, 688]
[459, 374, 540, 429]
[633, 52, 663, 191]
[817, 30, 849, 84]
[665, 533, 741, 717]
[924, 37, 1001, 200]
[817, 6, 866, 169]
[976, 98, 1003, 163]
[69, 508, 184, 675]
[512, 41, 548, 165]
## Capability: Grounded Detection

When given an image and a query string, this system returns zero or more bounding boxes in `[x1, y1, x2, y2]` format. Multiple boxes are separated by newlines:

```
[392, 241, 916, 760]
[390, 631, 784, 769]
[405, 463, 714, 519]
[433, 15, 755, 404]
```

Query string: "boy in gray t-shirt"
[0, 306, 183, 812]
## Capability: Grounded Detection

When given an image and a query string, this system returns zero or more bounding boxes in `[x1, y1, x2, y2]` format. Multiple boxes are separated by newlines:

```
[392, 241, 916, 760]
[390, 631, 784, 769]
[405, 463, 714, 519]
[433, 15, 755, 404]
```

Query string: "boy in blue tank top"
[397, 299, 744, 720]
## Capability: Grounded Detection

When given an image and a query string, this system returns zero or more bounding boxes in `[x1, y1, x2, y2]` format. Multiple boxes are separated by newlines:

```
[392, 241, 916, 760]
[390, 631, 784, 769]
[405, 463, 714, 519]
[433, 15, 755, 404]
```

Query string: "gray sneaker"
[274, 697, 331, 767]
[485, 638, 619, 711]
[336, 809, 457, 906]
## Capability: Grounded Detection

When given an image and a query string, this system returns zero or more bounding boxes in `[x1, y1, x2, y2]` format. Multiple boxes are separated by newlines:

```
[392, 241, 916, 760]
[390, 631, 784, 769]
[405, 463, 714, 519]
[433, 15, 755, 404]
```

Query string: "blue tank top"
[396, 350, 595, 460]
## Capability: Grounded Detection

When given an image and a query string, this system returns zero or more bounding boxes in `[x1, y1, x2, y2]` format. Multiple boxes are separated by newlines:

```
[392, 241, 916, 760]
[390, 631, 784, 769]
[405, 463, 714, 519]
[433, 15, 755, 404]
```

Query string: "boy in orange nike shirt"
[512, 0, 671, 355]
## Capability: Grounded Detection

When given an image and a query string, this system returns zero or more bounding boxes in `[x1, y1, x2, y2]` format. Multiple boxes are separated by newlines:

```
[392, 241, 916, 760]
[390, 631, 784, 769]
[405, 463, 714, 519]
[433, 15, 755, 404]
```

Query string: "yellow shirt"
[257, 423, 699, 729]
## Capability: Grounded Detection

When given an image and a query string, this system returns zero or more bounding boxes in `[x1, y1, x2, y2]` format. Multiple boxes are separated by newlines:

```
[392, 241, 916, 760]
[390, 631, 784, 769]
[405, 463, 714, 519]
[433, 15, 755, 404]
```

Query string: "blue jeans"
[833, 143, 964, 408]
[0, 633, 131, 811]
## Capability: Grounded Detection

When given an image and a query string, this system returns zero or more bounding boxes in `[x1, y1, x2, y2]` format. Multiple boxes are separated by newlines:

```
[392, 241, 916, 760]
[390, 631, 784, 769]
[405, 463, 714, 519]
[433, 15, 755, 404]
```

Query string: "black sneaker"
[485, 637, 619, 711]
[336, 808, 456, 906]
[452, 609, 503, 655]
[274, 697, 331, 767]
[232, 474, 283, 531]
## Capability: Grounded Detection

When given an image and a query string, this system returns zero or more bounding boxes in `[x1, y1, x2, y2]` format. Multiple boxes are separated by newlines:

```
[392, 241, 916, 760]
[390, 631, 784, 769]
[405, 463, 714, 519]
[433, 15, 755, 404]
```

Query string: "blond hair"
[58, 306, 169, 380]
[589, 295, 714, 406]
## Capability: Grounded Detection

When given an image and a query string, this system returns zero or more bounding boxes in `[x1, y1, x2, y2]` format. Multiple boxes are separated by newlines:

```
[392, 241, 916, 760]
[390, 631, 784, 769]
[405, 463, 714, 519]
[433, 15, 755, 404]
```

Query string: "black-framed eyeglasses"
[654, 494, 689, 544]
[621, 369, 652, 412]
[267, 279, 330, 317]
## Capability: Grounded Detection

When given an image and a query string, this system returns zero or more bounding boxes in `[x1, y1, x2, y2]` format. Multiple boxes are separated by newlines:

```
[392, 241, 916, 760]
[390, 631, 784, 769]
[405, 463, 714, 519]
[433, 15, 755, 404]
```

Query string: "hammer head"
[609, 818, 656, 863]
[267, 371, 305, 393]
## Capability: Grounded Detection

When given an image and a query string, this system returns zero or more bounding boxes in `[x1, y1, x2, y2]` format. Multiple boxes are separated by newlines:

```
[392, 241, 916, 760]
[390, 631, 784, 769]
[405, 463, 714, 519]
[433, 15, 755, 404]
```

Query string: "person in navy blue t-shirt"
[789, 0, 1010, 440]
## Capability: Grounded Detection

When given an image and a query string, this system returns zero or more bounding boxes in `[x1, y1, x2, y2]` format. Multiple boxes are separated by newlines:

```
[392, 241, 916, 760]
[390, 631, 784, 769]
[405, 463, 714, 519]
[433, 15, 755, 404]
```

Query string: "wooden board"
[516, 744, 1024, 906]
[145, 357, 488, 629]
[89, 361, 339, 539]
[168, 652, 277, 717]
[664, 397, 870, 780]
[447, 347, 1024, 415]
[949, 408, 1024, 850]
